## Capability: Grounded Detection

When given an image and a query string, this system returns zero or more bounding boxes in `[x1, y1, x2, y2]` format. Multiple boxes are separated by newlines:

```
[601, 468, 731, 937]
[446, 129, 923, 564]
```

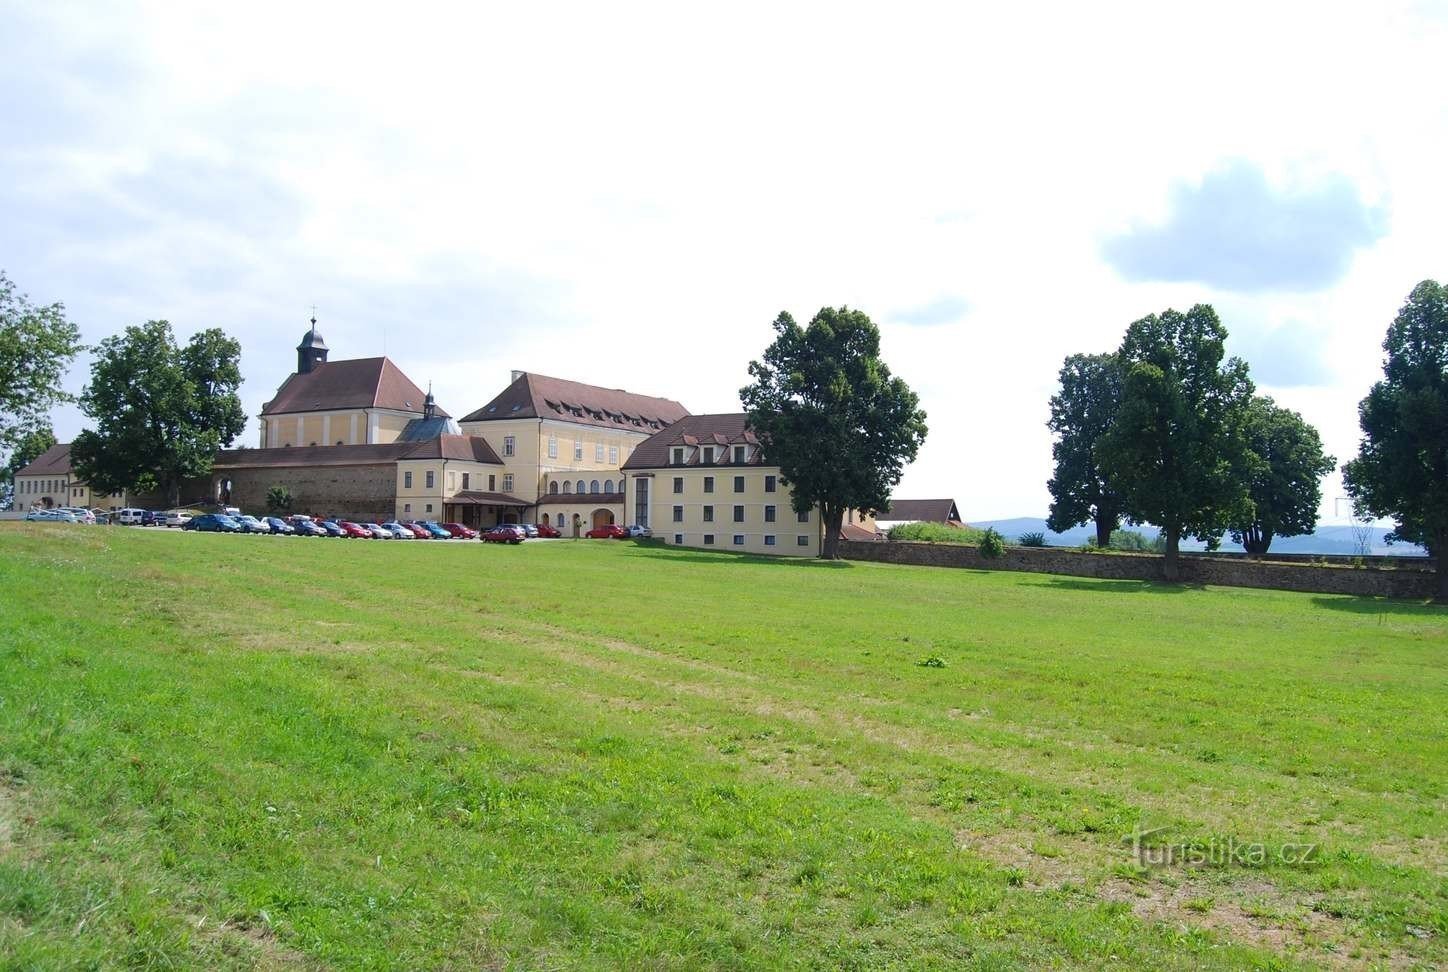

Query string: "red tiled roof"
[447, 490, 530, 507]
[213, 434, 499, 470]
[14, 443, 73, 477]
[534, 491, 624, 505]
[839, 523, 883, 542]
[460, 372, 688, 431]
[621, 414, 765, 470]
[262, 357, 449, 417]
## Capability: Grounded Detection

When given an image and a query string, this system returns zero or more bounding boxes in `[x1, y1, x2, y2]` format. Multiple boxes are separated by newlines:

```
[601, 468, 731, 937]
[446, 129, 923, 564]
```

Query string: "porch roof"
[446, 490, 531, 507]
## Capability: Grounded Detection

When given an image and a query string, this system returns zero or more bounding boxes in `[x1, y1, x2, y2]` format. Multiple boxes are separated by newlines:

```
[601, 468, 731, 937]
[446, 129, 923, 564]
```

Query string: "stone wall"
[838, 540, 1440, 599]
[215, 465, 397, 524]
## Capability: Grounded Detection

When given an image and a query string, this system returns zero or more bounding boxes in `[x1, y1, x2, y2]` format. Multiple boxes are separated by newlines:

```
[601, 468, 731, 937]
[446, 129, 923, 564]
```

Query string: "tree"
[265, 484, 293, 515]
[1342, 279, 1448, 600]
[0, 425, 57, 511]
[71, 321, 245, 507]
[1230, 396, 1334, 556]
[741, 307, 927, 559]
[0, 271, 83, 456]
[1046, 353, 1125, 548]
[1096, 305, 1254, 580]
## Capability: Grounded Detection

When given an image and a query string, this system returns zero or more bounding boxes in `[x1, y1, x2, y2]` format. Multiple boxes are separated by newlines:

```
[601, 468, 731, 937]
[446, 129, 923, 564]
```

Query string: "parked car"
[585, 523, 628, 539]
[482, 524, 526, 544]
[626, 524, 652, 538]
[142, 510, 167, 527]
[60, 507, 96, 524]
[418, 521, 452, 539]
[441, 522, 478, 540]
[25, 509, 54, 521]
[265, 516, 295, 535]
[235, 515, 271, 534]
[289, 516, 328, 537]
[361, 522, 392, 539]
[338, 521, 372, 539]
[534, 522, 561, 538]
[517, 523, 540, 538]
[316, 520, 345, 537]
[183, 513, 241, 533]
[398, 521, 432, 539]
[116, 508, 147, 526]
[381, 521, 415, 539]
[165, 510, 193, 528]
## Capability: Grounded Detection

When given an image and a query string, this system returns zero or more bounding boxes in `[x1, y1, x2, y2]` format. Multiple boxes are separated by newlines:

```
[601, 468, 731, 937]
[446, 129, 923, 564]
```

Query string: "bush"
[1017, 531, 1047, 547]
[265, 485, 293, 515]
[1106, 529, 1152, 551]
[888, 522, 986, 545]
[978, 527, 1006, 559]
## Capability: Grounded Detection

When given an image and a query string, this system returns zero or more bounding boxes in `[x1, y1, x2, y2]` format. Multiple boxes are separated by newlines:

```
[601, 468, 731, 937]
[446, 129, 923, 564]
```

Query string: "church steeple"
[423, 382, 437, 419]
[296, 312, 329, 374]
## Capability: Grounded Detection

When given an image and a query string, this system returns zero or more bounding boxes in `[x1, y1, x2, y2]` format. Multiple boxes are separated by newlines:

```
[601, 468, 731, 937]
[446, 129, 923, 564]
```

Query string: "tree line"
[1045, 282, 1448, 599]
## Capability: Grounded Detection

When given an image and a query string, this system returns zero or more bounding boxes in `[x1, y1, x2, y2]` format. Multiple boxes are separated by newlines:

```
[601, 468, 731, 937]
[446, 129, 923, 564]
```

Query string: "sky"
[3, 1, 1446, 521]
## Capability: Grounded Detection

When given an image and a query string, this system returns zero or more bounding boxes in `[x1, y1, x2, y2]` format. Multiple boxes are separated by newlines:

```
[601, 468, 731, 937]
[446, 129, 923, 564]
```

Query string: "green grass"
[1, 525, 1445, 969]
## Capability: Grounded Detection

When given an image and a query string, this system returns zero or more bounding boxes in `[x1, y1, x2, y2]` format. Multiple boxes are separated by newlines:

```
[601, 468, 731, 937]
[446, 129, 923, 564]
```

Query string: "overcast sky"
[4, 2, 1446, 520]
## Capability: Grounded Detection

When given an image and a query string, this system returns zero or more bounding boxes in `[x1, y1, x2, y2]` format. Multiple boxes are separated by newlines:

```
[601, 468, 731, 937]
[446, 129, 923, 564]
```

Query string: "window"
[425, 471, 435, 489]
[733, 475, 744, 492]
[797, 535, 809, 546]
[448, 471, 456, 490]
[765, 475, 776, 492]
[548, 436, 558, 459]
[426, 503, 433, 513]
[733, 505, 744, 522]
[489, 475, 496, 491]
[673, 477, 683, 494]
[765, 505, 776, 522]
[563, 481, 573, 494]
[765, 535, 776, 546]
[671, 447, 684, 465]
[502, 474, 514, 492]
[462, 473, 470, 490]
[733, 445, 746, 463]
[673, 534, 683, 545]
[703, 534, 715, 545]
[702, 505, 714, 522]
[595, 443, 604, 461]
[589, 480, 599, 493]
[733, 535, 744, 545]
[608, 446, 618, 464]
[549, 481, 559, 494]
[797, 509, 810, 523]
[673, 505, 683, 522]
[574, 441, 583, 461]
[404, 503, 411, 512]
[503, 435, 515, 457]
[702, 446, 715, 463]
[576, 479, 585, 493]
[703, 476, 714, 493]
[635, 477, 650, 528]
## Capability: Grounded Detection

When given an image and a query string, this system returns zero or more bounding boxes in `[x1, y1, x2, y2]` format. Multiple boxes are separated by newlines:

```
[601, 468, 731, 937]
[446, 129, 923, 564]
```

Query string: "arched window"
[562, 481, 572, 494]
[589, 480, 599, 494]
[549, 481, 559, 495]
[616, 480, 625, 494]
[541, 513, 550, 525]
[576, 480, 585, 493]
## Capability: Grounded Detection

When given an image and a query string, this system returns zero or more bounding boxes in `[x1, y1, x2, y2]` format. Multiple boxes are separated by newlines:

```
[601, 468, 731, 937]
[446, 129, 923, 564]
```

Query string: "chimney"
[511, 370, 525, 383]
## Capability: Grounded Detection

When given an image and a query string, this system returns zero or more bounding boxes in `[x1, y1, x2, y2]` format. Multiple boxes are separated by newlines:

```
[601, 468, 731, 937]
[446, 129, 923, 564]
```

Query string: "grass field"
[1, 525, 1444, 969]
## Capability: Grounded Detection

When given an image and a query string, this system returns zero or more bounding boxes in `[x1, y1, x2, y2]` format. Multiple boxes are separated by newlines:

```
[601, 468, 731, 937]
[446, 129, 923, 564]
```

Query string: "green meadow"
[1, 525, 1444, 969]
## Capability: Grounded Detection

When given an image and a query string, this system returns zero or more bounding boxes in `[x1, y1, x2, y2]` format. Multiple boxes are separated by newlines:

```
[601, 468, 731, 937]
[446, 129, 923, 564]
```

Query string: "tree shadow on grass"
[1026, 577, 1200, 595]
[621, 542, 854, 569]
[1310, 595, 1448, 617]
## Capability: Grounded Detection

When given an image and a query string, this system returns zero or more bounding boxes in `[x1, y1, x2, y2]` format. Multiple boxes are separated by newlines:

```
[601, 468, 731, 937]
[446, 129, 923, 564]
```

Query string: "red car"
[483, 524, 526, 544]
[441, 522, 478, 540]
[338, 520, 373, 539]
[535, 522, 561, 538]
[399, 521, 432, 539]
[584, 523, 628, 539]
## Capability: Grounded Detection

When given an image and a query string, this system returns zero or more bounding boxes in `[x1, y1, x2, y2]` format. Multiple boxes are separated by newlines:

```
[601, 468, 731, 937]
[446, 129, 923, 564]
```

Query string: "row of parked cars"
[24, 506, 100, 524]
[172, 512, 592, 544]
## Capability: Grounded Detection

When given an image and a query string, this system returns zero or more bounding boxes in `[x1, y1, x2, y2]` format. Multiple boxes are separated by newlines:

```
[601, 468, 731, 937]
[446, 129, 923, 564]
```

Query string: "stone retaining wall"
[838, 540, 1440, 599]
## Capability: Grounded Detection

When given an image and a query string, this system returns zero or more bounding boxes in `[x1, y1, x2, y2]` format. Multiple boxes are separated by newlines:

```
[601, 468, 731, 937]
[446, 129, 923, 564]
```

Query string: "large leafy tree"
[71, 321, 245, 506]
[0, 271, 83, 456]
[1046, 352, 1125, 548]
[1096, 305, 1254, 580]
[1231, 396, 1334, 556]
[1342, 279, 1448, 600]
[0, 425, 57, 511]
[741, 307, 927, 559]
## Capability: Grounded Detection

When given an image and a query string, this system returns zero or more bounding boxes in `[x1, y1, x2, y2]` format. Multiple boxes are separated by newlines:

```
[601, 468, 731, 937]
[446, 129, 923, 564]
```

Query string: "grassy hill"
[1, 526, 1444, 969]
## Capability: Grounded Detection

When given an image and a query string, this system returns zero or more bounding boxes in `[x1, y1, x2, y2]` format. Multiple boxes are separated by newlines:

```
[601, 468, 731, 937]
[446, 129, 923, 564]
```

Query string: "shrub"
[265, 485, 293, 514]
[1017, 531, 1047, 547]
[978, 527, 1006, 559]
[888, 522, 986, 545]
[917, 655, 946, 668]
[1107, 529, 1152, 551]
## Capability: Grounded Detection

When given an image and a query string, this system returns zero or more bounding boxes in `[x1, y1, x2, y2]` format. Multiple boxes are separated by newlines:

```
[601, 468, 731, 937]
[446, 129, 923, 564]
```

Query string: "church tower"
[296, 315, 329, 374]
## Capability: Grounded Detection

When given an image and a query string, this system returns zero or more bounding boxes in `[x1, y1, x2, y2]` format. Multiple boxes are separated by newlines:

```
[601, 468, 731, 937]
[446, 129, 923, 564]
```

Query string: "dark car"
[584, 523, 628, 539]
[441, 522, 478, 540]
[141, 510, 166, 527]
[315, 519, 345, 537]
[289, 516, 328, 536]
[482, 524, 526, 544]
[265, 516, 295, 535]
[183, 513, 241, 533]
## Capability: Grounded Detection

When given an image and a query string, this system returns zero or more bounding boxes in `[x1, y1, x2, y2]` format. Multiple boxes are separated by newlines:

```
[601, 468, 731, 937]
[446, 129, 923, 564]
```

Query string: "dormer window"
[671, 447, 685, 465]
[702, 446, 715, 464]
[733, 445, 746, 463]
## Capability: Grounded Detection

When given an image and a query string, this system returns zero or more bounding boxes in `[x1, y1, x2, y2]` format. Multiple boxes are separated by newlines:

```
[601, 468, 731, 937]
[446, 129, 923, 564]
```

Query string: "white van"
[117, 508, 147, 525]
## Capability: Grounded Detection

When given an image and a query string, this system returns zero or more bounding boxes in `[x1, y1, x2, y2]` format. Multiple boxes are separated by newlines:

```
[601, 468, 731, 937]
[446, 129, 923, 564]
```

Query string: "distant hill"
[970, 517, 1427, 557]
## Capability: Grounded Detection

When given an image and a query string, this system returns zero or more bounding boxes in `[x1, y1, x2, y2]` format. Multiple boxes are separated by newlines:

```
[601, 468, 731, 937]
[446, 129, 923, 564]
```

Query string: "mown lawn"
[0, 525, 1444, 970]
